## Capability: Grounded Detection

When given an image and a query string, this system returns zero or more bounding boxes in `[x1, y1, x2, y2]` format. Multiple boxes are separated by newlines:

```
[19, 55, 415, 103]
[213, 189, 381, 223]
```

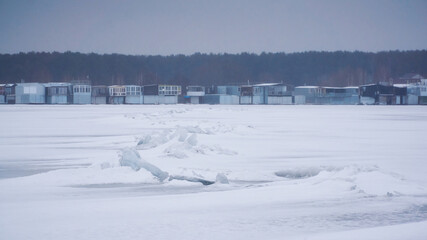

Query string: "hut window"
[58, 87, 67, 95]
[79, 86, 89, 93]
[126, 86, 139, 95]
[49, 88, 56, 95]
[24, 86, 36, 94]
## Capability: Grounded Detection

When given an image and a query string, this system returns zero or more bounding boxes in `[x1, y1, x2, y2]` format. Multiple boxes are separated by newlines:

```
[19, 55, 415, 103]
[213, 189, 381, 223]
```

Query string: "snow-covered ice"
[0, 105, 426, 239]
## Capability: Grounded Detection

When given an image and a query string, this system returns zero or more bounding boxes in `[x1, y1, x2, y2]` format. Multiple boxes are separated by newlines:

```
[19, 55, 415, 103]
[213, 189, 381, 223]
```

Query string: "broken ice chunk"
[215, 173, 229, 184]
[119, 148, 169, 182]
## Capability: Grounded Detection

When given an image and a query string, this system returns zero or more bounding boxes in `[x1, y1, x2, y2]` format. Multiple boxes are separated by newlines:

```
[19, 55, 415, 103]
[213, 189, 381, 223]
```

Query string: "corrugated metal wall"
[91, 97, 107, 104]
[240, 96, 252, 104]
[47, 95, 68, 104]
[73, 94, 91, 104]
[125, 96, 143, 104]
[294, 95, 305, 105]
[267, 96, 293, 105]
[220, 95, 239, 105]
[143, 95, 178, 104]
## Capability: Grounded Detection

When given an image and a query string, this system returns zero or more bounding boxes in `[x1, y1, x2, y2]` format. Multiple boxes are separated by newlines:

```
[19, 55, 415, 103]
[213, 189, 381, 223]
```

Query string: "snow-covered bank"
[0, 105, 426, 239]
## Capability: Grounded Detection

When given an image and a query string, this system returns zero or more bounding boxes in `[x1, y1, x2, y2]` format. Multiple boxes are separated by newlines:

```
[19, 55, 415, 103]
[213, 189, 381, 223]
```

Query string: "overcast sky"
[0, 0, 426, 55]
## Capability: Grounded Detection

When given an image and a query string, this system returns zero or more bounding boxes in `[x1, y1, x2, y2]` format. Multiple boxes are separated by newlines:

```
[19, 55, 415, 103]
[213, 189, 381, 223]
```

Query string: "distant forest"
[0, 50, 426, 87]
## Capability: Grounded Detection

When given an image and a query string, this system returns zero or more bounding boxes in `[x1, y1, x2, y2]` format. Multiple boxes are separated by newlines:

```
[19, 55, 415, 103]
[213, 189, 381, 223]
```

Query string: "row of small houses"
[0, 80, 426, 105]
[0, 83, 181, 105]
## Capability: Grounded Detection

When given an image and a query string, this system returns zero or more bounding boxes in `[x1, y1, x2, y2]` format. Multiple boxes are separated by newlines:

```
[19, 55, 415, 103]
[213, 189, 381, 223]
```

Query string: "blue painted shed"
[15, 83, 46, 104]
[216, 86, 241, 95]
[125, 85, 143, 104]
[0, 84, 5, 104]
[240, 83, 290, 104]
[91, 85, 108, 104]
[202, 94, 239, 105]
[321, 87, 360, 105]
[44, 83, 73, 104]
[4, 84, 16, 104]
[143, 84, 181, 104]
[72, 84, 92, 104]
[293, 86, 322, 104]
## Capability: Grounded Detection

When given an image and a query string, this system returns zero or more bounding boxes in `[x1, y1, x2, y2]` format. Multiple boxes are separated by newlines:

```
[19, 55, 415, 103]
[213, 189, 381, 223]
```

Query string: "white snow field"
[1, 105, 427, 240]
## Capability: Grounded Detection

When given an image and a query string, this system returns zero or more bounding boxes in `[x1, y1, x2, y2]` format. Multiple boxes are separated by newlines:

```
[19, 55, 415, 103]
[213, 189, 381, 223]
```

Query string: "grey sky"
[0, 0, 426, 55]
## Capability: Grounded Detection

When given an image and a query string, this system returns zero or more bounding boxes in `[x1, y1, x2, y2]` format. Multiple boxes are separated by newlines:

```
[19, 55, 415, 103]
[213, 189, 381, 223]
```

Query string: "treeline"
[0, 50, 426, 87]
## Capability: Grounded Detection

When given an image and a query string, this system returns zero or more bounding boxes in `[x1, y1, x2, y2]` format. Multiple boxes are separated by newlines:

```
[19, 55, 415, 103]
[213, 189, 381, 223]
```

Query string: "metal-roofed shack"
[15, 83, 45, 104]
[5, 84, 16, 104]
[203, 85, 240, 105]
[45, 83, 73, 104]
[143, 84, 181, 104]
[108, 85, 126, 104]
[240, 83, 291, 105]
[185, 86, 205, 104]
[321, 87, 359, 105]
[359, 84, 394, 105]
[293, 86, 322, 104]
[91, 85, 108, 104]
[72, 83, 92, 104]
[125, 85, 143, 104]
[0, 84, 5, 104]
